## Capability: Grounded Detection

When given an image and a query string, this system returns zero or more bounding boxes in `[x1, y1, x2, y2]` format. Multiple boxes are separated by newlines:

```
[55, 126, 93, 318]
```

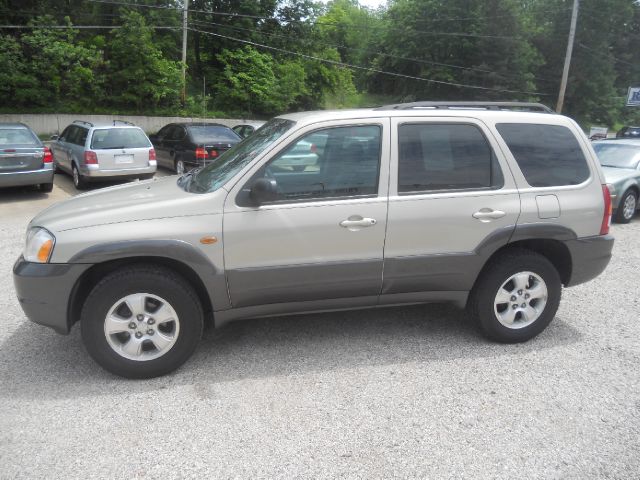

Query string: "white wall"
[0, 114, 258, 135]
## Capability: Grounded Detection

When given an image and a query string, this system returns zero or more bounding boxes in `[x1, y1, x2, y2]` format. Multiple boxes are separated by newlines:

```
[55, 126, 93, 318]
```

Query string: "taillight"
[43, 146, 52, 163]
[600, 184, 612, 235]
[209, 149, 218, 158]
[149, 148, 156, 161]
[195, 147, 208, 160]
[84, 151, 98, 164]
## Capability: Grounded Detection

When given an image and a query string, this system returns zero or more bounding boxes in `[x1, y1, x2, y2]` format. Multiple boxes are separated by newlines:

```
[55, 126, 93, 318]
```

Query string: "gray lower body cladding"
[13, 257, 90, 334]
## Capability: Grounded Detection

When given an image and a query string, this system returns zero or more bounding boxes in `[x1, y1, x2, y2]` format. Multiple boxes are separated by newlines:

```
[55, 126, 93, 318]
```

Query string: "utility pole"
[556, 0, 579, 113]
[181, 0, 189, 106]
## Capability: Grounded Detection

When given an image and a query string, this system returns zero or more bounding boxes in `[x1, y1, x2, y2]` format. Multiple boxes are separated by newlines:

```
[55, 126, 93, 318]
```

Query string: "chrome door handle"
[472, 208, 506, 222]
[340, 217, 377, 228]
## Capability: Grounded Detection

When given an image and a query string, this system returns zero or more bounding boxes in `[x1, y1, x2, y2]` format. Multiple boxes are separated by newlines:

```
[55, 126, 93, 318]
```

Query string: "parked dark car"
[616, 126, 640, 138]
[0, 123, 54, 192]
[150, 123, 242, 174]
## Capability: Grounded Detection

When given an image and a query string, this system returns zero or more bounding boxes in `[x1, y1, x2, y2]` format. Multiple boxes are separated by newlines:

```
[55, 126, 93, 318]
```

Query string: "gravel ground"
[1, 174, 639, 479]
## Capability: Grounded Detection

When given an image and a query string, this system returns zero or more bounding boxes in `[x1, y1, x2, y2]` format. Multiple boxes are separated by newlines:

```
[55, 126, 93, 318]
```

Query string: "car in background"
[616, 126, 640, 138]
[0, 122, 54, 192]
[232, 121, 266, 139]
[270, 131, 327, 172]
[592, 139, 640, 223]
[50, 120, 156, 190]
[150, 123, 241, 174]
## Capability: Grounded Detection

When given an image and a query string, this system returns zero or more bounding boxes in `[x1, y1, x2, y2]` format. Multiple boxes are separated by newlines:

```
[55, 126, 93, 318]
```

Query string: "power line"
[0, 25, 178, 29]
[576, 42, 635, 67]
[188, 18, 556, 84]
[187, 26, 550, 97]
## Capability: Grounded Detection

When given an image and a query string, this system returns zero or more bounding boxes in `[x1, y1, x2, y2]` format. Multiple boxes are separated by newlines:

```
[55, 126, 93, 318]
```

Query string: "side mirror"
[250, 177, 278, 204]
[50, 135, 59, 141]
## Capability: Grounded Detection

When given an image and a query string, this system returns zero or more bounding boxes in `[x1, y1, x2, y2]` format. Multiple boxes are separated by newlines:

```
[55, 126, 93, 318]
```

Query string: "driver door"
[223, 118, 391, 309]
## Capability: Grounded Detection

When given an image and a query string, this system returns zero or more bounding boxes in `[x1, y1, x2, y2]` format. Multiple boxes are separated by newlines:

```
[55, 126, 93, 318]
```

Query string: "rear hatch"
[0, 127, 45, 173]
[90, 127, 152, 170]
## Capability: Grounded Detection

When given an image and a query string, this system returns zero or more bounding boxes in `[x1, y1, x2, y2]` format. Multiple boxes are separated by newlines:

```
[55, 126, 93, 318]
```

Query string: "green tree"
[106, 11, 182, 111]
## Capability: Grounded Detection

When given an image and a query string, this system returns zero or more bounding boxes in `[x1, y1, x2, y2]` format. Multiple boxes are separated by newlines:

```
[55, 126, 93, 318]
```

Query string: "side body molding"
[69, 239, 230, 311]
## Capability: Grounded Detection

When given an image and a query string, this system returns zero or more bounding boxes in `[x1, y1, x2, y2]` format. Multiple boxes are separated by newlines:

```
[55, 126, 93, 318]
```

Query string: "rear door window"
[496, 123, 590, 187]
[91, 128, 151, 149]
[397, 123, 504, 193]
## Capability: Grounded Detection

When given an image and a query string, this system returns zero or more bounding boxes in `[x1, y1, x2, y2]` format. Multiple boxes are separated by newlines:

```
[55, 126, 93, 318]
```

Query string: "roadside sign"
[589, 126, 608, 140]
[626, 87, 640, 106]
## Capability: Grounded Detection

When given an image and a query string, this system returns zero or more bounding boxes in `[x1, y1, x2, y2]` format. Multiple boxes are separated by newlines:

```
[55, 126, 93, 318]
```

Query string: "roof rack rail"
[374, 101, 555, 114]
[72, 120, 94, 127]
[113, 120, 135, 126]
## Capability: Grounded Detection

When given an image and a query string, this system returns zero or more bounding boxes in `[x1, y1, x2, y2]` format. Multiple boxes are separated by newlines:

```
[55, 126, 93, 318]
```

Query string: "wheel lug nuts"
[517, 290, 523, 295]
[137, 314, 144, 321]
[521, 303, 527, 308]
[147, 318, 155, 325]
[524, 294, 530, 299]
[128, 322, 136, 329]
[135, 332, 143, 338]
[512, 304, 518, 310]
[510, 295, 517, 301]
[147, 329, 154, 335]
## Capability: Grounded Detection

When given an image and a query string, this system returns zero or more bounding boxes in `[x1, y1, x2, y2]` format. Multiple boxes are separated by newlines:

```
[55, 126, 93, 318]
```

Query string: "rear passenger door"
[382, 117, 521, 299]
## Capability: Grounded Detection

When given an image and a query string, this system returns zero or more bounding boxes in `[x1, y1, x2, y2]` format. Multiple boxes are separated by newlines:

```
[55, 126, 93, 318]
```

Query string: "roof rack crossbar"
[374, 101, 555, 114]
[72, 120, 94, 127]
[113, 120, 135, 126]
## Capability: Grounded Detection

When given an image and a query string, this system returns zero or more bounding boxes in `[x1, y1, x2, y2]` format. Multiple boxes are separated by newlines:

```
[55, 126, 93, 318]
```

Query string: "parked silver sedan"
[0, 123, 54, 192]
[592, 139, 640, 223]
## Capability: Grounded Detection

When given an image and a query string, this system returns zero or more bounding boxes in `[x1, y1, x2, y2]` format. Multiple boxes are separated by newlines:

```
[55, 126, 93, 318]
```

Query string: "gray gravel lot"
[1, 172, 639, 479]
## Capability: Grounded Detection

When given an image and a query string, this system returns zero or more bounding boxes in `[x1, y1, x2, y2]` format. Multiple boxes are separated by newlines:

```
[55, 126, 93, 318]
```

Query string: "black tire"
[80, 265, 204, 379]
[467, 249, 561, 343]
[72, 164, 88, 190]
[613, 189, 637, 224]
[39, 182, 53, 193]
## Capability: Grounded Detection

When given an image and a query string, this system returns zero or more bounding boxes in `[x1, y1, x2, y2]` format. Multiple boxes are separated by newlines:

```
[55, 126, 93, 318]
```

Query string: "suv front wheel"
[468, 250, 561, 343]
[80, 265, 204, 378]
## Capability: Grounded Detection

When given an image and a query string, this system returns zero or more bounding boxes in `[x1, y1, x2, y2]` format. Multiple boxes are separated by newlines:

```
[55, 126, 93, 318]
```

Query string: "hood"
[31, 175, 225, 232]
[600, 166, 640, 184]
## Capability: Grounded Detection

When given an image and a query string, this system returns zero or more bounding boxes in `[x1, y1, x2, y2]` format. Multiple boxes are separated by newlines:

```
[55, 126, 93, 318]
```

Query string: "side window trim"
[236, 123, 385, 207]
[396, 121, 505, 196]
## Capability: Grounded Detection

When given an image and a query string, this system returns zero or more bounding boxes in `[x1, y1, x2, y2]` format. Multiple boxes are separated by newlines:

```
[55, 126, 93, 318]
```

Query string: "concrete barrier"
[0, 114, 260, 136]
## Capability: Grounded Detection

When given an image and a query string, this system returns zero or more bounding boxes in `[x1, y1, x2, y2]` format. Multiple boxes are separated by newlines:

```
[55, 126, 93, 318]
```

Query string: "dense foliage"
[0, 0, 638, 127]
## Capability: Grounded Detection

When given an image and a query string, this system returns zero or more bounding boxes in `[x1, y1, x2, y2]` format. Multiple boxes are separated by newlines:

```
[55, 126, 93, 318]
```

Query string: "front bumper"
[13, 257, 90, 334]
[564, 235, 614, 287]
[0, 167, 54, 188]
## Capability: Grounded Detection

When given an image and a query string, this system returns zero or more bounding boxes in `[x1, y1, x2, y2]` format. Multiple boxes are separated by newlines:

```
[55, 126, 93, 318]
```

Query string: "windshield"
[187, 118, 295, 193]
[187, 125, 240, 144]
[0, 128, 40, 146]
[593, 143, 640, 169]
[91, 128, 151, 149]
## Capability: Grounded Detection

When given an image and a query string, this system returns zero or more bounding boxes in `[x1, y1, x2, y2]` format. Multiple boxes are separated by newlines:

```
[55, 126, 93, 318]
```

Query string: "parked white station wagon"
[14, 102, 614, 378]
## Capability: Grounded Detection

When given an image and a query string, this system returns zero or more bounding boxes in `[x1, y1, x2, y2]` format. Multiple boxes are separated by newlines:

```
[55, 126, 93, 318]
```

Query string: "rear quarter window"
[496, 123, 590, 187]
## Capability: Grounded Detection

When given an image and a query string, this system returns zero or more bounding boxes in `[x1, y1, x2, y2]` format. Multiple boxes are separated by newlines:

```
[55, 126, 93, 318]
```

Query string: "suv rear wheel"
[80, 265, 204, 378]
[468, 250, 561, 343]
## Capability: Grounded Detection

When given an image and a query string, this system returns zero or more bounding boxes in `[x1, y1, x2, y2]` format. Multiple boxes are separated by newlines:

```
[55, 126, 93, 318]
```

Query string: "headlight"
[24, 228, 55, 263]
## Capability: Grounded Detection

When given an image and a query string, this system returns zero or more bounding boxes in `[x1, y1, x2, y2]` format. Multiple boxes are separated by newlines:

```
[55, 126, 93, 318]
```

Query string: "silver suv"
[14, 102, 614, 378]
[50, 120, 157, 189]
